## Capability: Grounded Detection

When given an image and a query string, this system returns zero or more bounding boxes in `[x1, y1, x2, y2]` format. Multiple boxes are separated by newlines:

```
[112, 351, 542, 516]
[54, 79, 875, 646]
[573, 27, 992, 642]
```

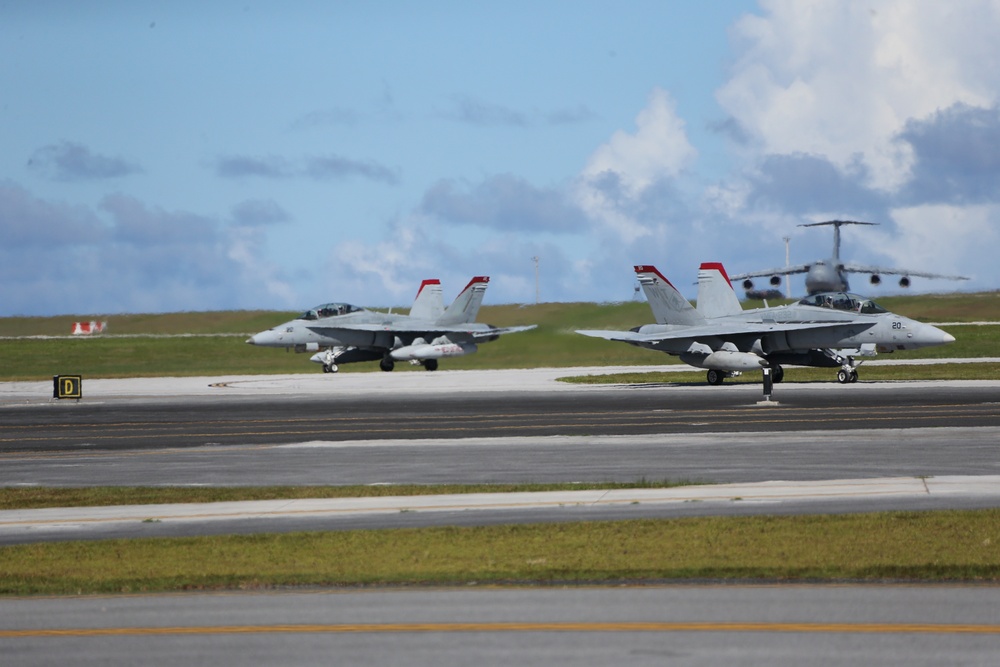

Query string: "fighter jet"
[247, 277, 536, 373]
[730, 220, 970, 296]
[577, 263, 955, 385]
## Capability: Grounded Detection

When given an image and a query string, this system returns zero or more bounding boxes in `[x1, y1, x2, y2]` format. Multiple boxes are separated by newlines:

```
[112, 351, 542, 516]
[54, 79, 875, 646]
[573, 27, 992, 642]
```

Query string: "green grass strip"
[1, 510, 998, 595]
[560, 362, 1000, 385]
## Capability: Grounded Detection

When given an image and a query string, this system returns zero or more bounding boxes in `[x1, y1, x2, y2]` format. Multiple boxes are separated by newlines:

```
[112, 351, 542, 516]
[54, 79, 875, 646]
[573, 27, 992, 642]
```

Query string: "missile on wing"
[678, 342, 767, 371]
[390, 341, 478, 361]
[682, 349, 768, 371]
[702, 350, 769, 370]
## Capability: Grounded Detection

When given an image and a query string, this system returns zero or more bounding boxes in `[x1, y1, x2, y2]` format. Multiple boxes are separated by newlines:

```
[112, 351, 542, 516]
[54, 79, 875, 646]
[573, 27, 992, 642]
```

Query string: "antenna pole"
[783, 236, 791, 298]
[531, 256, 539, 305]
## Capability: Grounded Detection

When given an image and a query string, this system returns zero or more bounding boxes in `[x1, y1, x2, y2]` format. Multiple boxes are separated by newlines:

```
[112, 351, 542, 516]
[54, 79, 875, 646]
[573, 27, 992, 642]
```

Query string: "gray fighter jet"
[247, 277, 535, 372]
[577, 263, 955, 385]
[731, 220, 969, 295]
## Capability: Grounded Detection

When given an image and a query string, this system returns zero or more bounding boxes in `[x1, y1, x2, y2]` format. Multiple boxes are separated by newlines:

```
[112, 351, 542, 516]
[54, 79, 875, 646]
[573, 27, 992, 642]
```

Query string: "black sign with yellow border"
[53, 375, 82, 400]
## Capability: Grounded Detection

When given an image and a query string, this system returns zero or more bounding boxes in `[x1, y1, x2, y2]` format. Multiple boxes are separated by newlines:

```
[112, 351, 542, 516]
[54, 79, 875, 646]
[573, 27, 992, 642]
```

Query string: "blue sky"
[2, 0, 999, 316]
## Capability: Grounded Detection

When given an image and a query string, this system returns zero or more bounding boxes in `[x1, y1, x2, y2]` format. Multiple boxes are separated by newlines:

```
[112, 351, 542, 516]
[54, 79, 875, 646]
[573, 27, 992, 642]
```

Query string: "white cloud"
[419, 174, 587, 234]
[329, 222, 446, 304]
[28, 141, 142, 181]
[582, 87, 697, 195]
[717, 0, 1000, 191]
[875, 204, 997, 282]
[0, 185, 300, 315]
[576, 88, 696, 242]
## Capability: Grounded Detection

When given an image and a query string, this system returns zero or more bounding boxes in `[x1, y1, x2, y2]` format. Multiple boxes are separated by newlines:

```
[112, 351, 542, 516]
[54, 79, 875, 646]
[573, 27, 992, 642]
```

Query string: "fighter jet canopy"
[298, 303, 365, 320]
[797, 292, 887, 314]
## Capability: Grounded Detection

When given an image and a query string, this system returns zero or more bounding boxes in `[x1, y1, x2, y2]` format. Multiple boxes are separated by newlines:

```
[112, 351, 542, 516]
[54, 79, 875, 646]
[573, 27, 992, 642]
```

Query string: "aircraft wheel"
[379, 358, 395, 372]
[771, 365, 784, 383]
[423, 359, 438, 371]
[837, 369, 850, 384]
[849, 370, 858, 383]
[706, 369, 724, 386]
[322, 364, 332, 373]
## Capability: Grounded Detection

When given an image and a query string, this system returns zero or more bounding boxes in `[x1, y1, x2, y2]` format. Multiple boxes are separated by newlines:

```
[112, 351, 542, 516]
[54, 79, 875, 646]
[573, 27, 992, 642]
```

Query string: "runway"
[4, 369, 1000, 453]
[1, 367, 999, 542]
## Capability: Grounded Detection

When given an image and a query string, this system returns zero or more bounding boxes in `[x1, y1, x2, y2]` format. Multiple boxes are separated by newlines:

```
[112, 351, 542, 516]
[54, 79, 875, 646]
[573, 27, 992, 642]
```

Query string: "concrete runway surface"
[2, 586, 999, 666]
[2, 366, 1000, 542]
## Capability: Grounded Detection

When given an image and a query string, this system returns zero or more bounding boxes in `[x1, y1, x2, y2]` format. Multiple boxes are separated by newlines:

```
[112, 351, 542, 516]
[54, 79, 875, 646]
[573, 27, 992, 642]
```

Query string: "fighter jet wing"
[308, 323, 537, 347]
[577, 319, 874, 346]
[839, 262, 970, 281]
[728, 264, 812, 280]
[316, 323, 535, 336]
[469, 325, 537, 338]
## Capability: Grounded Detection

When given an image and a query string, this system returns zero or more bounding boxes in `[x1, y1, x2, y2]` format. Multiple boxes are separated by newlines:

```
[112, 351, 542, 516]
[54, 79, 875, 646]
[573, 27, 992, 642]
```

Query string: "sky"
[3, 0, 1000, 316]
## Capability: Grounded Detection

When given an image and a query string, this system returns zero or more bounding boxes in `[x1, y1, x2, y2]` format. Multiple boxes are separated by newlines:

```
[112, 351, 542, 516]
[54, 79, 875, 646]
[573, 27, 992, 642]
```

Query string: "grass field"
[1, 510, 997, 595]
[2, 292, 998, 381]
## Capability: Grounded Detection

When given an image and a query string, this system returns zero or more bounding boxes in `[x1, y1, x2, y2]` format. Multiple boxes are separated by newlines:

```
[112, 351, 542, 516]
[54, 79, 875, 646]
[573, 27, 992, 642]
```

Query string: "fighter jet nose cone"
[943, 332, 956, 344]
[246, 336, 256, 345]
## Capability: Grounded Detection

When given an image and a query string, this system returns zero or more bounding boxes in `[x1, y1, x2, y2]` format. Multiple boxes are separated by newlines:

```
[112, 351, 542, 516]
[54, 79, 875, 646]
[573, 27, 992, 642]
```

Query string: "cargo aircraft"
[247, 277, 535, 372]
[577, 263, 955, 385]
[730, 220, 969, 296]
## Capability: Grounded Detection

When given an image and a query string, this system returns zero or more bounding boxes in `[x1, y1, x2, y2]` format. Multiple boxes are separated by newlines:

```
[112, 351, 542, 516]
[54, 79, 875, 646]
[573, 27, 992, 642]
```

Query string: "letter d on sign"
[53, 375, 83, 400]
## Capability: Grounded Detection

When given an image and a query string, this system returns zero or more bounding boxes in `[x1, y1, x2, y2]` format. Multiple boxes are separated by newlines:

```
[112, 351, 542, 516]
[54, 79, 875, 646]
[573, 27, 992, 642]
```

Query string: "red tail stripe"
[699, 262, 731, 283]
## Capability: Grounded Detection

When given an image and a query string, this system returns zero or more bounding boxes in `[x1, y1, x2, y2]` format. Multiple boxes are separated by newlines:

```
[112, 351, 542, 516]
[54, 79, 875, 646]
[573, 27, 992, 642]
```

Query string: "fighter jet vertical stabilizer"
[408, 279, 444, 321]
[634, 265, 705, 326]
[696, 262, 743, 318]
[436, 276, 489, 326]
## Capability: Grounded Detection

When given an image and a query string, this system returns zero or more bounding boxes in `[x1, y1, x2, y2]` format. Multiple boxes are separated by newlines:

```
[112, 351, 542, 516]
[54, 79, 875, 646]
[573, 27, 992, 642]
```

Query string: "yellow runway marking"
[3, 621, 1000, 637]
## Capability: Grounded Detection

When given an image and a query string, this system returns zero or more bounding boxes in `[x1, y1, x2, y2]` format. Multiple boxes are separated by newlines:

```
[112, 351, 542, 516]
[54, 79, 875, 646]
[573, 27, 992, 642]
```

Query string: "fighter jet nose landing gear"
[318, 349, 340, 373]
[827, 350, 861, 383]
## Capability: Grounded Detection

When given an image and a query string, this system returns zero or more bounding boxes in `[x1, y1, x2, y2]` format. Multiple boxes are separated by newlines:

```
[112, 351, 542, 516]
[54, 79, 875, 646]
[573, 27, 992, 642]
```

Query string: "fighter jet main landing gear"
[837, 368, 859, 384]
[379, 357, 395, 372]
[707, 366, 783, 386]
[423, 359, 438, 371]
[706, 369, 742, 385]
[769, 364, 784, 383]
